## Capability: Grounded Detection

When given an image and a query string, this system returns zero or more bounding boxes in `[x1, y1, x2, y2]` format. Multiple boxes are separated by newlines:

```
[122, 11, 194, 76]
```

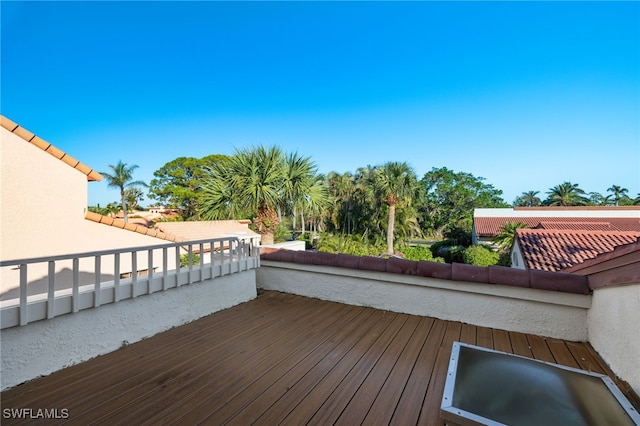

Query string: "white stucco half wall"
[1, 270, 256, 391]
[588, 284, 640, 396]
[257, 261, 591, 341]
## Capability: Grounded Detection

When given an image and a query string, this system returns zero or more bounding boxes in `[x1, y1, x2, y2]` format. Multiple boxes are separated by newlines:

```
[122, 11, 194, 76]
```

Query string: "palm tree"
[492, 222, 529, 252]
[607, 185, 629, 206]
[199, 146, 287, 245]
[101, 161, 147, 222]
[545, 182, 587, 206]
[282, 152, 316, 234]
[514, 191, 541, 207]
[374, 162, 418, 254]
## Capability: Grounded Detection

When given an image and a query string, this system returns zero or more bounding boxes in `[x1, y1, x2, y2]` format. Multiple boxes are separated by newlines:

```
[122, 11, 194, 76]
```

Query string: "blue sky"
[2, 1, 639, 207]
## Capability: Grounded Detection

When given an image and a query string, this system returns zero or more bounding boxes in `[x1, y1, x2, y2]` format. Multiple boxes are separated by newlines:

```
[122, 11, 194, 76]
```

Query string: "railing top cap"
[0, 236, 260, 267]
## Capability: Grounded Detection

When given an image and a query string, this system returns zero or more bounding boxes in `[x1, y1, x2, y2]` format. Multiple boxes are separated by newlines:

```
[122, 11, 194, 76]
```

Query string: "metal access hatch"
[441, 342, 640, 426]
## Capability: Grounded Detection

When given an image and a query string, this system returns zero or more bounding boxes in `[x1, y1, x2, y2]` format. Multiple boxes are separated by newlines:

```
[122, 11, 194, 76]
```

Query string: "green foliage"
[88, 202, 120, 217]
[544, 181, 588, 206]
[463, 245, 500, 266]
[317, 233, 386, 257]
[430, 240, 465, 263]
[179, 253, 201, 268]
[398, 245, 444, 263]
[492, 221, 529, 252]
[513, 190, 542, 207]
[149, 155, 228, 220]
[100, 160, 147, 222]
[419, 167, 508, 238]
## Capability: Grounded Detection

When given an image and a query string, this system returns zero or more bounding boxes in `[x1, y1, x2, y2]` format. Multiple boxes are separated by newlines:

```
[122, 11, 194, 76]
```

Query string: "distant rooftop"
[514, 228, 640, 272]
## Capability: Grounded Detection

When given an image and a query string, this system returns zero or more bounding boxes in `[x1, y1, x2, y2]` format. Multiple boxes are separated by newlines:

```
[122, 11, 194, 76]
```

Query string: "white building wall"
[588, 284, 640, 395]
[1, 128, 88, 261]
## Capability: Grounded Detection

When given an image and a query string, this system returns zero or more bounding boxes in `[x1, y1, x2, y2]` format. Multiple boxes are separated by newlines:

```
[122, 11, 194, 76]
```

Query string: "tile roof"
[474, 217, 640, 237]
[514, 228, 640, 272]
[84, 211, 182, 242]
[259, 248, 590, 295]
[1, 115, 102, 181]
[154, 220, 258, 241]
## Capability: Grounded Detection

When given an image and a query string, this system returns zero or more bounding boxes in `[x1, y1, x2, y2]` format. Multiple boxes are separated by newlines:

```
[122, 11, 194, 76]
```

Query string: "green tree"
[607, 185, 629, 206]
[124, 187, 145, 210]
[513, 191, 541, 207]
[374, 162, 419, 254]
[149, 155, 227, 220]
[101, 161, 147, 223]
[544, 182, 587, 206]
[281, 153, 329, 233]
[586, 192, 611, 206]
[419, 167, 508, 238]
[199, 146, 292, 245]
[492, 221, 529, 252]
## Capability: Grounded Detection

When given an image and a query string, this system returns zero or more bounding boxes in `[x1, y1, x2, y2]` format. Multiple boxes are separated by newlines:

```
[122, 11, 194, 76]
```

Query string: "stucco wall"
[1, 128, 88, 261]
[257, 261, 590, 341]
[588, 284, 640, 395]
[1, 269, 256, 391]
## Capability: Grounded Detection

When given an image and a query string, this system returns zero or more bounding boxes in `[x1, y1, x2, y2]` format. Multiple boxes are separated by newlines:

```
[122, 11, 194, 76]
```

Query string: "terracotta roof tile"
[84, 212, 181, 243]
[154, 220, 258, 240]
[259, 251, 590, 294]
[475, 217, 640, 237]
[515, 229, 640, 272]
[536, 221, 619, 231]
[1, 115, 102, 182]
[0, 116, 19, 132]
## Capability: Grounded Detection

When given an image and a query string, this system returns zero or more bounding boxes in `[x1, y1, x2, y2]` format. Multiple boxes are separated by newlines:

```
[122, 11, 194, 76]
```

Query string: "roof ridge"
[517, 228, 640, 236]
[85, 211, 184, 242]
[1, 115, 102, 182]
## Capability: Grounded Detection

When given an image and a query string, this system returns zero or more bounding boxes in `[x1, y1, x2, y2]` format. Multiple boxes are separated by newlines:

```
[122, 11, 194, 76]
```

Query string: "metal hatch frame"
[441, 341, 640, 426]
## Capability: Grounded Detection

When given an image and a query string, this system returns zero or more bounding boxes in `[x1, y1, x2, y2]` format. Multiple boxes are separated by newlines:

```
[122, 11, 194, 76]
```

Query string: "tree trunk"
[387, 203, 396, 254]
[261, 231, 275, 245]
[121, 189, 128, 223]
[300, 210, 306, 236]
[292, 205, 297, 232]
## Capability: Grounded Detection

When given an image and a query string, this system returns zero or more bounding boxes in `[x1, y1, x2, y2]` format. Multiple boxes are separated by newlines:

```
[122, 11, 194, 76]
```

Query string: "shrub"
[430, 240, 465, 263]
[400, 245, 444, 263]
[179, 253, 201, 267]
[462, 245, 499, 267]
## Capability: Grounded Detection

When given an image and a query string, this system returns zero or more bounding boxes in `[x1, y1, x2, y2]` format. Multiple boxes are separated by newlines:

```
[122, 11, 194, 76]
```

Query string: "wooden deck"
[2, 291, 637, 425]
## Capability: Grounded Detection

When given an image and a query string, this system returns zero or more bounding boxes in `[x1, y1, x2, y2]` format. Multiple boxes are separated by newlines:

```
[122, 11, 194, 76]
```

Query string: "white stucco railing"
[0, 236, 261, 329]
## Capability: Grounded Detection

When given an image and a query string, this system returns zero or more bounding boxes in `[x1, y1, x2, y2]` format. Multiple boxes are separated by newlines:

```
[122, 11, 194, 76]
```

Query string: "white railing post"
[47, 261, 55, 319]
[72, 258, 79, 313]
[148, 249, 154, 294]
[188, 245, 193, 285]
[162, 247, 168, 291]
[94, 255, 101, 307]
[131, 251, 138, 298]
[19, 264, 27, 326]
[114, 252, 121, 302]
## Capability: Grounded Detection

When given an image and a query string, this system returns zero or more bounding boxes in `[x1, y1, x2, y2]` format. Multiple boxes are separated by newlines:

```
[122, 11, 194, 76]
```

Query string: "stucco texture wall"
[588, 284, 640, 395]
[1, 129, 88, 261]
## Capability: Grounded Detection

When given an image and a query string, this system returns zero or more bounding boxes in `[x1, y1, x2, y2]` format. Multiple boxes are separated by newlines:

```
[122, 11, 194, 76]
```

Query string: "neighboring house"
[154, 220, 260, 262]
[0, 115, 179, 298]
[511, 228, 640, 272]
[472, 207, 640, 245]
[564, 237, 640, 287]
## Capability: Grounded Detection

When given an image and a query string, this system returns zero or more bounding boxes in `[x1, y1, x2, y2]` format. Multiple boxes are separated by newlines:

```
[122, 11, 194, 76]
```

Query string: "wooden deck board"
[2, 291, 637, 426]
